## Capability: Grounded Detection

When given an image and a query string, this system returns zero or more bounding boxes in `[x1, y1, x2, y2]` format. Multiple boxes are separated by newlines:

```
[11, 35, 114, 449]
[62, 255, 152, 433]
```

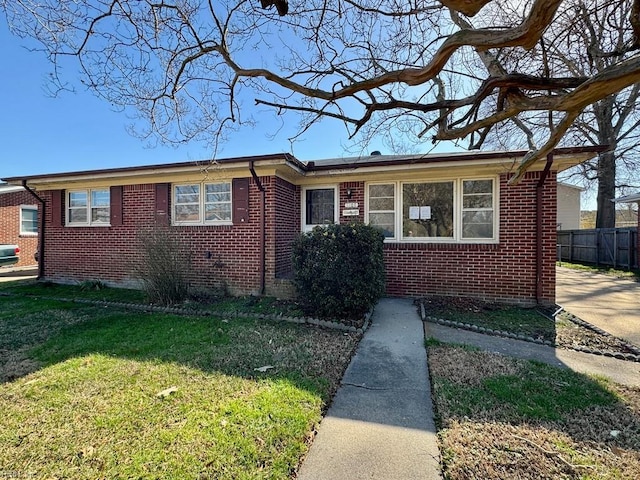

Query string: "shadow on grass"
[428, 342, 640, 478]
[2, 298, 354, 401]
[0, 293, 360, 478]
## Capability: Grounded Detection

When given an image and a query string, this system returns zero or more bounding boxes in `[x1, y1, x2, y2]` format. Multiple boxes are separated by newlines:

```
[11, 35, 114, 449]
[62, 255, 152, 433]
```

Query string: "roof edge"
[2, 153, 301, 184]
[304, 145, 607, 172]
[614, 192, 640, 203]
[3, 146, 606, 185]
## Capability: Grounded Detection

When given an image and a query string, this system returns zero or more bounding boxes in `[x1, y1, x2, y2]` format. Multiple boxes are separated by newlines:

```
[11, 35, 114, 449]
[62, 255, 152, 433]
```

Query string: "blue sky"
[0, 21, 599, 210]
[0, 23, 464, 180]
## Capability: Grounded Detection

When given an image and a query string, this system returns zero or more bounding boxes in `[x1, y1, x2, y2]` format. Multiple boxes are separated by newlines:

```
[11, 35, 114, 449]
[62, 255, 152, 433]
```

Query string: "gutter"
[535, 154, 554, 304]
[249, 161, 267, 295]
[21, 180, 45, 280]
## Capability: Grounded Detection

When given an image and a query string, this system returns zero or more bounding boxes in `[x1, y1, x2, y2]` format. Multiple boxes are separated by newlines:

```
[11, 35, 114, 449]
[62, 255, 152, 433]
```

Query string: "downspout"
[249, 161, 266, 295]
[535, 154, 554, 304]
[21, 180, 46, 280]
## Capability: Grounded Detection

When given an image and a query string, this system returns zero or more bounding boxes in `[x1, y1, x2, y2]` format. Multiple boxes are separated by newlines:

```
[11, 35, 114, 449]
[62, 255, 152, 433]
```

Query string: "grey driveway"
[0, 267, 38, 283]
[556, 266, 640, 347]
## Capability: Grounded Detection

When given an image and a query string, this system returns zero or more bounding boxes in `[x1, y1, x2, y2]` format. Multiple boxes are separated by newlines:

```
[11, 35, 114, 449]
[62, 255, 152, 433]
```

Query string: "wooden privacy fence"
[557, 228, 638, 269]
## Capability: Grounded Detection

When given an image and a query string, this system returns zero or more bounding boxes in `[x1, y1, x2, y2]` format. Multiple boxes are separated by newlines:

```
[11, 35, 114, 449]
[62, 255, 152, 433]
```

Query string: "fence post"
[614, 229, 618, 269]
[569, 231, 574, 263]
[627, 229, 633, 270]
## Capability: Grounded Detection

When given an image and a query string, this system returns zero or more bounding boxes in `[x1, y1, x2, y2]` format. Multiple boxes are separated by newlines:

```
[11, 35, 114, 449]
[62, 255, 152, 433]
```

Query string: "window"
[20, 206, 38, 235]
[302, 186, 338, 230]
[365, 178, 497, 242]
[368, 184, 396, 238]
[67, 189, 110, 226]
[174, 184, 201, 223]
[462, 180, 494, 239]
[173, 182, 232, 225]
[403, 182, 454, 239]
[205, 183, 232, 222]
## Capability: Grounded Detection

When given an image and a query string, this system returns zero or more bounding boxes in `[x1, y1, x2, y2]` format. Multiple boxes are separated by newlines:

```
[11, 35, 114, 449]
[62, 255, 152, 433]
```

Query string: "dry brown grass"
[429, 345, 640, 479]
[440, 421, 640, 479]
[428, 346, 521, 387]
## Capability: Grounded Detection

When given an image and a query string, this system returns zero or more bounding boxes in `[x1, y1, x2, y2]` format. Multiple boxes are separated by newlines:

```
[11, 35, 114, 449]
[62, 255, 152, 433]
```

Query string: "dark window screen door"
[306, 189, 334, 225]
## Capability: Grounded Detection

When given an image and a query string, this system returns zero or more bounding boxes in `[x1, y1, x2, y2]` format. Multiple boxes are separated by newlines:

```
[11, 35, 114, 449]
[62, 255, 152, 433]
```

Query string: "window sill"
[172, 222, 233, 227]
[383, 240, 500, 249]
[65, 224, 112, 228]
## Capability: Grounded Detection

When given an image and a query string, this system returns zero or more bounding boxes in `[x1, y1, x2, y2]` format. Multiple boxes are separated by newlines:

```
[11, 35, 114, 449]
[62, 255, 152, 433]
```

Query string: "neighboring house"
[556, 182, 582, 230]
[614, 192, 640, 264]
[2, 147, 603, 305]
[0, 183, 39, 268]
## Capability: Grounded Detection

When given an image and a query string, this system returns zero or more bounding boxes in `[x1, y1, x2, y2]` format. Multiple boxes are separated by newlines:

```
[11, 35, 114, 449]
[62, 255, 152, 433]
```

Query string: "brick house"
[3, 147, 603, 305]
[0, 184, 39, 268]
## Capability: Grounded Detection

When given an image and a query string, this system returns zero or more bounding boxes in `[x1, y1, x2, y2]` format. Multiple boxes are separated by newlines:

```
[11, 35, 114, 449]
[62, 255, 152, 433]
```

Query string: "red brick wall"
[339, 182, 365, 224]
[38, 171, 558, 304]
[273, 177, 299, 279]
[0, 190, 39, 268]
[383, 171, 557, 305]
[41, 182, 264, 294]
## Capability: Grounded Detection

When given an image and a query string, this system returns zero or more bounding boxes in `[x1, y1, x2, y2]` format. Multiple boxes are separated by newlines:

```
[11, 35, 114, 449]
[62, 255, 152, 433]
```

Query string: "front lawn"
[428, 341, 640, 479]
[0, 290, 359, 479]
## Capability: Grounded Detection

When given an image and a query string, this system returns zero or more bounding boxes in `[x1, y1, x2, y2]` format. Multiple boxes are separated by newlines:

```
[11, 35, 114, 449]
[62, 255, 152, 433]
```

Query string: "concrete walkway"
[556, 266, 640, 347]
[297, 298, 441, 480]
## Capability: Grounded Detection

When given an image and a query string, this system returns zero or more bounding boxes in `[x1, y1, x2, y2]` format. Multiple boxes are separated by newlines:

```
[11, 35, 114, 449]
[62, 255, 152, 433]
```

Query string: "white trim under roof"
[613, 192, 640, 203]
[0, 184, 25, 195]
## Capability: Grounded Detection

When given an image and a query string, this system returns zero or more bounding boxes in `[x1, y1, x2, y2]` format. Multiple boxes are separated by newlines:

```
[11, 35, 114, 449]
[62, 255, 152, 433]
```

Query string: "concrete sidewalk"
[297, 298, 441, 480]
[556, 266, 640, 347]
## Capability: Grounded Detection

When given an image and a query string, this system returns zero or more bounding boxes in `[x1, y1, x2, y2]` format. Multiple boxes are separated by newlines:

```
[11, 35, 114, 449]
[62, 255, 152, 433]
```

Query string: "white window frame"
[401, 179, 456, 241]
[66, 189, 111, 227]
[172, 182, 232, 226]
[461, 179, 496, 241]
[20, 205, 38, 236]
[365, 177, 499, 243]
[365, 183, 397, 240]
[301, 185, 339, 231]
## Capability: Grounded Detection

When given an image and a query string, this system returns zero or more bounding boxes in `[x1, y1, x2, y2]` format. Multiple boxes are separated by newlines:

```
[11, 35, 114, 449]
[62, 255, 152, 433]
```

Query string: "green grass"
[421, 297, 556, 340]
[430, 347, 616, 423]
[0, 292, 359, 479]
[0, 280, 147, 303]
[558, 261, 640, 280]
[0, 281, 305, 318]
[428, 344, 640, 479]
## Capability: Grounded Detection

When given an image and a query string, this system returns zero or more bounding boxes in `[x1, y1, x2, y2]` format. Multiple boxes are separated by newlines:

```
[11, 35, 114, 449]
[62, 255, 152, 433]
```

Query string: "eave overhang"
[2, 146, 605, 190]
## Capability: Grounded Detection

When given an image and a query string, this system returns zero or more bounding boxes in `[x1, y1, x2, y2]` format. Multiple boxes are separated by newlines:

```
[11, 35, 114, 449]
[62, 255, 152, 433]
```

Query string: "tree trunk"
[596, 150, 616, 228]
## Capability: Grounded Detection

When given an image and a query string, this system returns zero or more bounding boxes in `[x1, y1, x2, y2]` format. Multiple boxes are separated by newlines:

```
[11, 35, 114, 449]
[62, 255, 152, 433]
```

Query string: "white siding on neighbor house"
[557, 183, 582, 230]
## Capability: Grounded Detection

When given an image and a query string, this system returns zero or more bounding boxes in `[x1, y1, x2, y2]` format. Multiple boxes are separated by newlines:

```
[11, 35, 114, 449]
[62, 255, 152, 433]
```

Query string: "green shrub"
[291, 223, 386, 318]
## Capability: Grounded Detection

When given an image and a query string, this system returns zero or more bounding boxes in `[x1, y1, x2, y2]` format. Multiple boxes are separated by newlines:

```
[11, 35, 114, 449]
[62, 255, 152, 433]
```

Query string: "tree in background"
[2, 0, 640, 184]
[451, 1, 640, 227]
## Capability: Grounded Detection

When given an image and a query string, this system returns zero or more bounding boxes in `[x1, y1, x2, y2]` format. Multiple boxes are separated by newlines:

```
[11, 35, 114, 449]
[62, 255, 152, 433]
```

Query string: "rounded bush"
[291, 223, 386, 318]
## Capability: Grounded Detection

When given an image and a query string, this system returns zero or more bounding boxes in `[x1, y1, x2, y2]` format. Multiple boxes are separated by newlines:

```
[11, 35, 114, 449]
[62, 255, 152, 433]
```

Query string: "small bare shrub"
[136, 228, 191, 305]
